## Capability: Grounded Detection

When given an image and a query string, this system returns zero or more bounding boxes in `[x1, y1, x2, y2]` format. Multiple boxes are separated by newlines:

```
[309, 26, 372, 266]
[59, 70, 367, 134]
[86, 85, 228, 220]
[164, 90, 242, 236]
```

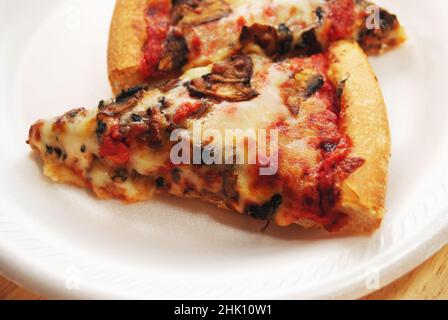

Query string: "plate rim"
[0, 205, 446, 299]
[1, 0, 448, 300]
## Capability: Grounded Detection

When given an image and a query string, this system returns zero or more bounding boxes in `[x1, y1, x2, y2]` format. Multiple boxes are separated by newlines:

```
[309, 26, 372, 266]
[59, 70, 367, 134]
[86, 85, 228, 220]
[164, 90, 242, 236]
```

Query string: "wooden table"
[1, 245, 447, 300]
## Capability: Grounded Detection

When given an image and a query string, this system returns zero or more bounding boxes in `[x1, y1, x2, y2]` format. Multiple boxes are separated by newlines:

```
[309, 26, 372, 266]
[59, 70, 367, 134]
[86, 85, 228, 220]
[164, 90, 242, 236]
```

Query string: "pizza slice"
[28, 41, 390, 233]
[108, 0, 406, 94]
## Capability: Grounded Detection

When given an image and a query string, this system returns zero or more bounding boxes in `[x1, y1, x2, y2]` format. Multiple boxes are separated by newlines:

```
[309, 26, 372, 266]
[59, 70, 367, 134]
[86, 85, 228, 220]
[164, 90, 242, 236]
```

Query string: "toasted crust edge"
[108, 0, 149, 95]
[329, 40, 391, 233]
[292, 41, 391, 233]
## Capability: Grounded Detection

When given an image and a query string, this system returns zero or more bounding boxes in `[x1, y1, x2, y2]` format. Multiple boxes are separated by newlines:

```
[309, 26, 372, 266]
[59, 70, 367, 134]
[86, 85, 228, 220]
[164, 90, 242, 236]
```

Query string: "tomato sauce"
[173, 101, 204, 124]
[263, 5, 276, 18]
[236, 16, 246, 30]
[190, 33, 202, 58]
[141, 0, 172, 79]
[326, 0, 356, 42]
[276, 52, 364, 231]
[99, 125, 130, 166]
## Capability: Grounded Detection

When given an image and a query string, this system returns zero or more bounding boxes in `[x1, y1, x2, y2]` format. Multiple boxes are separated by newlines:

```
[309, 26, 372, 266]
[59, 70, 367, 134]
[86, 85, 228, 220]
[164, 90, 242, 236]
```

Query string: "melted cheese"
[198, 63, 289, 142]
[229, 0, 323, 26]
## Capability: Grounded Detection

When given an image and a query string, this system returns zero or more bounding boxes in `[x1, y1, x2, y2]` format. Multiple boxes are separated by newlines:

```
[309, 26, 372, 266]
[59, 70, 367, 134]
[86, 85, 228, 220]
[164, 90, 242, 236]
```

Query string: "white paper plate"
[0, 0, 447, 299]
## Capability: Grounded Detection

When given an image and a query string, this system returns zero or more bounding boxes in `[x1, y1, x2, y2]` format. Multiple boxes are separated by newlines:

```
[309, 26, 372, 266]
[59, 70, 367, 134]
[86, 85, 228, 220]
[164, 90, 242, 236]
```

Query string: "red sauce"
[99, 125, 130, 166]
[236, 16, 246, 29]
[326, 0, 356, 42]
[263, 5, 276, 18]
[289, 54, 329, 75]
[190, 33, 202, 57]
[127, 123, 150, 140]
[173, 101, 204, 124]
[275, 53, 364, 231]
[249, 163, 280, 191]
[141, 0, 172, 79]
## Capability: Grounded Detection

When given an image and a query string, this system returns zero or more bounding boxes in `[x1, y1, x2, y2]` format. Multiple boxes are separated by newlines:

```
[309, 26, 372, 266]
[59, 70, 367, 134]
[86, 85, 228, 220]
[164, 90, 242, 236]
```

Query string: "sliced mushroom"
[240, 23, 321, 57]
[189, 79, 259, 102]
[281, 70, 325, 115]
[172, 0, 232, 26]
[145, 107, 169, 149]
[209, 55, 254, 83]
[98, 86, 146, 117]
[277, 23, 293, 55]
[187, 55, 259, 102]
[157, 33, 189, 73]
[115, 85, 147, 104]
[240, 23, 279, 56]
[304, 74, 324, 98]
[244, 194, 283, 220]
[294, 27, 322, 56]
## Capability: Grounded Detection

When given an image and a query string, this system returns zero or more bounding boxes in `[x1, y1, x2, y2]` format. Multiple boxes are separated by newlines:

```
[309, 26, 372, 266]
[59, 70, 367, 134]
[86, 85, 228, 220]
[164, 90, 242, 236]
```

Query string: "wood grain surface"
[1, 245, 447, 300]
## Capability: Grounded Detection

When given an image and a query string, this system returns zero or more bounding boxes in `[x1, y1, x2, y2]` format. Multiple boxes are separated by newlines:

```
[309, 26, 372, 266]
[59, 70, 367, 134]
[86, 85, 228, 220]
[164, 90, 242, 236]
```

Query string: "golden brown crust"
[279, 41, 390, 233]
[329, 40, 391, 233]
[108, 0, 149, 95]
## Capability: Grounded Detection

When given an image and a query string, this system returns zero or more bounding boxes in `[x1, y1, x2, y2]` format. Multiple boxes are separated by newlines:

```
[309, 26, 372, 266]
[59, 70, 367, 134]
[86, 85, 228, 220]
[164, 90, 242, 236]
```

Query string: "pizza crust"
[108, 0, 149, 95]
[329, 41, 391, 232]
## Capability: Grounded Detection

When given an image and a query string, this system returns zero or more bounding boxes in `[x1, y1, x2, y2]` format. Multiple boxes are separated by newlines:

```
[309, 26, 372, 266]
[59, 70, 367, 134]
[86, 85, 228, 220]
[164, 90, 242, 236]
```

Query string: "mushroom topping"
[244, 194, 283, 221]
[281, 70, 325, 115]
[98, 86, 146, 117]
[277, 23, 294, 55]
[158, 33, 189, 73]
[187, 55, 259, 102]
[240, 23, 321, 57]
[304, 74, 324, 98]
[144, 107, 170, 149]
[294, 28, 322, 56]
[172, 0, 232, 26]
[240, 23, 279, 56]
